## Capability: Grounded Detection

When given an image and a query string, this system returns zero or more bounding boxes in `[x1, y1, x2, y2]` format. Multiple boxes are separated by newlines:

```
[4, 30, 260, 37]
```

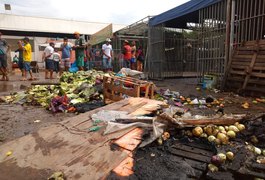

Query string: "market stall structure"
[146, 0, 265, 96]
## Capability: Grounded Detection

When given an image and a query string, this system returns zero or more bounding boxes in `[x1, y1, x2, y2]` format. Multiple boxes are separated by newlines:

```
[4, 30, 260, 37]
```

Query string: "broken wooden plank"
[231, 64, 248, 70]
[179, 116, 245, 126]
[238, 168, 265, 179]
[0, 98, 163, 180]
[227, 76, 244, 82]
[110, 128, 144, 178]
[233, 54, 254, 59]
[242, 51, 258, 90]
[206, 171, 234, 180]
[115, 117, 154, 124]
[230, 70, 246, 76]
[172, 144, 214, 157]
[113, 128, 143, 151]
[31, 81, 60, 85]
[251, 72, 265, 78]
[168, 147, 211, 163]
[248, 162, 265, 172]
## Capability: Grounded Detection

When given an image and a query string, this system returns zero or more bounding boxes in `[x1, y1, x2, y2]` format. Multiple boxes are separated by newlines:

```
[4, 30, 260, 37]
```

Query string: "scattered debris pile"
[2, 70, 110, 113]
[103, 94, 265, 179]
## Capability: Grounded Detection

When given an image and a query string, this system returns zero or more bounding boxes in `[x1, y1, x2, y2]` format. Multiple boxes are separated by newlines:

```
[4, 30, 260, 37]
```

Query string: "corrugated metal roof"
[149, 0, 222, 28]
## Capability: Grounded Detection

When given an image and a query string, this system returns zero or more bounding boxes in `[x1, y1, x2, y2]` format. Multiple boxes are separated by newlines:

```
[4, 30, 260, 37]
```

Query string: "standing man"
[19, 37, 34, 81]
[43, 42, 55, 79]
[60, 37, 72, 74]
[102, 38, 113, 72]
[130, 41, 137, 70]
[122, 40, 131, 68]
[15, 40, 24, 76]
[73, 32, 85, 71]
[0, 32, 10, 81]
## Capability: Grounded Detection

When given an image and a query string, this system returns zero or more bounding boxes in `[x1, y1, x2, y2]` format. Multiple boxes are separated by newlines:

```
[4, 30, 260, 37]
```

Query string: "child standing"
[53, 49, 61, 77]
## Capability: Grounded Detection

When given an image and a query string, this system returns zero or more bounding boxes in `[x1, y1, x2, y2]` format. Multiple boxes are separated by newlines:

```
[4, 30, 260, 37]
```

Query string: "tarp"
[149, 0, 222, 28]
[89, 24, 113, 45]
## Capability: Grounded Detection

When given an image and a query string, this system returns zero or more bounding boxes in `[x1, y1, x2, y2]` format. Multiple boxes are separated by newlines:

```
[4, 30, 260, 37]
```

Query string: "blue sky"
[0, 0, 189, 25]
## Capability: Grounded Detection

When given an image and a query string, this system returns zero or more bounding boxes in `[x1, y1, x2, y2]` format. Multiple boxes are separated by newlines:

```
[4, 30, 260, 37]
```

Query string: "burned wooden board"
[0, 98, 163, 180]
[166, 140, 215, 179]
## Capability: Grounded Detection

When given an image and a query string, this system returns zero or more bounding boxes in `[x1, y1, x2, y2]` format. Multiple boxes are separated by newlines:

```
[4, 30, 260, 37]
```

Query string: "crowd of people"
[0, 31, 145, 81]
[118, 39, 145, 72]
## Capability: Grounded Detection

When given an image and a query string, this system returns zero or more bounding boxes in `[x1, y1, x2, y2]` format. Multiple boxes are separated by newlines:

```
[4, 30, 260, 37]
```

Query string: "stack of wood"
[103, 76, 155, 104]
[226, 40, 265, 96]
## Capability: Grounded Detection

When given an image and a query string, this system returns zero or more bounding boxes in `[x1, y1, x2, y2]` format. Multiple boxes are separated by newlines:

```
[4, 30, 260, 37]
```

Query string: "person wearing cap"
[102, 38, 113, 72]
[0, 32, 10, 81]
[43, 42, 55, 79]
[18, 37, 34, 81]
[122, 40, 132, 68]
[60, 37, 72, 75]
[73, 31, 86, 71]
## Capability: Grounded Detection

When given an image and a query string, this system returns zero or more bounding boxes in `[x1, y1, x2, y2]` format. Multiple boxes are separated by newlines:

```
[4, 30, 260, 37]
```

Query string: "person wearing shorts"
[122, 40, 131, 68]
[73, 32, 85, 71]
[19, 37, 34, 81]
[130, 41, 137, 70]
[43, 42, 55, 79]
[52, 49, 61, 78]
[102, 38, 113, 72]
[60, 37, 72, 75]
[0, 32, 10, 81]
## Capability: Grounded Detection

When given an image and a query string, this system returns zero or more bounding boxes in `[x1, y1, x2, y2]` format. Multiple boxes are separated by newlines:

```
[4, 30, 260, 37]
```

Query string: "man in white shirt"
[43, 42, 54, 79]
[102, 38, 113, 72]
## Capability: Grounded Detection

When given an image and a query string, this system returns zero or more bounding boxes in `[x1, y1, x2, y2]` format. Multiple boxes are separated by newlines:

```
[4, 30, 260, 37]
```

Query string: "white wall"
[3, 35, 77, 69]
[0, 13, 125, 35]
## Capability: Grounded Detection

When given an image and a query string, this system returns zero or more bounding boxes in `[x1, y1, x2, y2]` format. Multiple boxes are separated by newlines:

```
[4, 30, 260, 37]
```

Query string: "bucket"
[202, 82, 207, 89]
[203, 75, 217, 89]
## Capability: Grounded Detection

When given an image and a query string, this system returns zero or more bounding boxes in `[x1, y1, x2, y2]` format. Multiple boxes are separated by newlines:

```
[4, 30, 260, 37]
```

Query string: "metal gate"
[147, 26, 198, 79]
[197, 0, 227, 84]
[147, 25, 165, 79]
[234, 0, 265, 45]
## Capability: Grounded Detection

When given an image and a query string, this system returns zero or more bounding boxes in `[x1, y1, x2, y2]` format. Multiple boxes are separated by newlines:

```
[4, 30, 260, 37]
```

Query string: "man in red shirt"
[122, 40, 131, 68]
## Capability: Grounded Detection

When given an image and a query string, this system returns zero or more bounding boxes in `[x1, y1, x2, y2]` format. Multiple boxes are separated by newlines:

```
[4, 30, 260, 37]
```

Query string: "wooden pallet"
[226, 40, 265, 96]
[103, 76, 155, 104]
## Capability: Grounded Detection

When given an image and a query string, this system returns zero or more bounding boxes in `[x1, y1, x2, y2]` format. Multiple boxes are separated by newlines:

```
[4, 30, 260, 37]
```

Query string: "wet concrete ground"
[0, 70, 71, 144]
[0, 70, 265, 179]
[0, 69, 59, 96]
